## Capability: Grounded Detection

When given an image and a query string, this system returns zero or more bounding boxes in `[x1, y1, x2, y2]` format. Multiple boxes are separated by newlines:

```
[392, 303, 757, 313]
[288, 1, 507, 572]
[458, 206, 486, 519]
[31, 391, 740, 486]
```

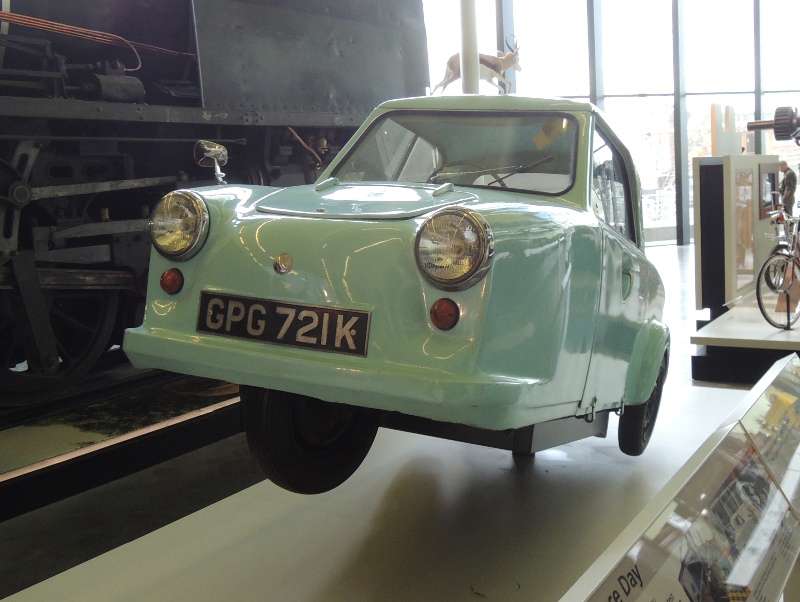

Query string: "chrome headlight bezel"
[415, 208, 493, 291]
[149, 190, 210, 260]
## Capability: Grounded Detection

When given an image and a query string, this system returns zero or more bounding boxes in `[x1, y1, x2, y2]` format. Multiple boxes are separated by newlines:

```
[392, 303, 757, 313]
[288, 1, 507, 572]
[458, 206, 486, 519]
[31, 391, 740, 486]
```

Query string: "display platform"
[692, 302, 800, 351]
[4, 377, 748, 601]
[691, 300, 800, 383]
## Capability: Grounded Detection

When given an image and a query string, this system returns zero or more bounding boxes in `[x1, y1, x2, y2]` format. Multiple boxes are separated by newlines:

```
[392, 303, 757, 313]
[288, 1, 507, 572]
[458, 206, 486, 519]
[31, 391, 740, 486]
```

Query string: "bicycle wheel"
[763, 254, 789, 292]
[757, 254, 800, 329]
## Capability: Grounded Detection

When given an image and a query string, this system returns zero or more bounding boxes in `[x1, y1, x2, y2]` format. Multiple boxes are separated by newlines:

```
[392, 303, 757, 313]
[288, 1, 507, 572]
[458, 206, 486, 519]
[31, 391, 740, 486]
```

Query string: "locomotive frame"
[0, 0, 429, 404]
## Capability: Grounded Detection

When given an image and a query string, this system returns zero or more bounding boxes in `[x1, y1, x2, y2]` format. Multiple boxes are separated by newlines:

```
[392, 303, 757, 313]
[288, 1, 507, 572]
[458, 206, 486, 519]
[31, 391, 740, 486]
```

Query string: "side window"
[591, 128, 634, 241]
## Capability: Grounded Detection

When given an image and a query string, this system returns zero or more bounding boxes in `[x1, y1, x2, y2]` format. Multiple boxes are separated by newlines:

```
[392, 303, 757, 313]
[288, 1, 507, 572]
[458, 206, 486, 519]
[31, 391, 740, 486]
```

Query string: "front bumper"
[123, 325, 570, 431]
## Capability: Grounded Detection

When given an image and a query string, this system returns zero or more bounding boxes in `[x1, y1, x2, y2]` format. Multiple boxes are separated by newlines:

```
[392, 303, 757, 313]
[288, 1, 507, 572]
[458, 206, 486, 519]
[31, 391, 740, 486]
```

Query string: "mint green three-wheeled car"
[124, 95, 669, 494]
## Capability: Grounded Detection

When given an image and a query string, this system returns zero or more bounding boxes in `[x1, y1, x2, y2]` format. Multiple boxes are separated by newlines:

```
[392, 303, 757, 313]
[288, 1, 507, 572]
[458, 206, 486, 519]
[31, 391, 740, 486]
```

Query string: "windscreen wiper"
[485, 155, 555, 186]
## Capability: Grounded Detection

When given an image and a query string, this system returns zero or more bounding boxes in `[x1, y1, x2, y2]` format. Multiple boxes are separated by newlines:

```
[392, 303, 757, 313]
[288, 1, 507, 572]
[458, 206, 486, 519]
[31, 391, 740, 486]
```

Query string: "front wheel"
[757, 253, 800, 329]
[241, 387, 380, 494]
[619, 349, 668, 456]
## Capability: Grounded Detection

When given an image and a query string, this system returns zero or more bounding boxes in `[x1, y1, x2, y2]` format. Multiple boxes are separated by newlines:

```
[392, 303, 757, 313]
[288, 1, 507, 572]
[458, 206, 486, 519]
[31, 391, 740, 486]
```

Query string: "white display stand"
[691, 153, 783, 384]
[694, 154, 779, 314]
[561, 355, 800, 602]
[692, 303, 800, 352]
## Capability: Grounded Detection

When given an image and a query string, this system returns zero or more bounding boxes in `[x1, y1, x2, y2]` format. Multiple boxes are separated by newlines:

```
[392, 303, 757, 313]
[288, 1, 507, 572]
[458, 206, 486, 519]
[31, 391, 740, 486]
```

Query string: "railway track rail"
[0, 363, 243, 521]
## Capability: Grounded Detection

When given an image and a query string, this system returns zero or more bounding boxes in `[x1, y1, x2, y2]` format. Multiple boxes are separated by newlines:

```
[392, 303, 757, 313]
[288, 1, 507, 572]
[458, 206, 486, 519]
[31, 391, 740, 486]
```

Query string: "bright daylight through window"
[422, 0, 800, 243]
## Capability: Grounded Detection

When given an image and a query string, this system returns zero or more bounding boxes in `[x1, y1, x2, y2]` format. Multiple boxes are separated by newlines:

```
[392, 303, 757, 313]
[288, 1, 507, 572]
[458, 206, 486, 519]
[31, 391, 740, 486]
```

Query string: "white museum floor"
[3, 245, 773, 601]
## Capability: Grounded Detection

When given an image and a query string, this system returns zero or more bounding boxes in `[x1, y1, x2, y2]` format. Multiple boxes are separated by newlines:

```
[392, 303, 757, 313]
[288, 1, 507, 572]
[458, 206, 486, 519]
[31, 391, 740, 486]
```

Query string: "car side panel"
[624, 318, 669, 406]
[582, 222, 666, 413]
[477, 203, 603, 411]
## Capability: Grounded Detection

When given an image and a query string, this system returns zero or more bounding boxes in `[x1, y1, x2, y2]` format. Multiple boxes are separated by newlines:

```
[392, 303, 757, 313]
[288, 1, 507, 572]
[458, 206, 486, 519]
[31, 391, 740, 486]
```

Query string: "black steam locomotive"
[0, 0, 428, 404]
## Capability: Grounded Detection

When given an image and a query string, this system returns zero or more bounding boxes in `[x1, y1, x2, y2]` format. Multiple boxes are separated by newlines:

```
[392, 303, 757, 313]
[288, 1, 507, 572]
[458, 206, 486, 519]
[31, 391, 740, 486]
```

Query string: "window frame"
[590, 124, 637, 244]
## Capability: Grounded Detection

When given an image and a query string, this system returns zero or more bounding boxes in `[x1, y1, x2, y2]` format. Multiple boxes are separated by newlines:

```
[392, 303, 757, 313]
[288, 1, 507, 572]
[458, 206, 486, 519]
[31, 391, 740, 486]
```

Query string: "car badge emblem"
[274, 253, 293, 274]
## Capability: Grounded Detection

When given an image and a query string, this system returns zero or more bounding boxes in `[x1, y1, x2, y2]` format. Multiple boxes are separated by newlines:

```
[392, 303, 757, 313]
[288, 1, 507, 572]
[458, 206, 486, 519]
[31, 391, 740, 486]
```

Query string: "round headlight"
[150, 190, 209, 260]
[415, 208, 493, 290]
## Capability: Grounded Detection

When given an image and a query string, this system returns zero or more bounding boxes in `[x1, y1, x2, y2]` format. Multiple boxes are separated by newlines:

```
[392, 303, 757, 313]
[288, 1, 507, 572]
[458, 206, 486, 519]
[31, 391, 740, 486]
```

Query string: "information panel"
[579, 356, 800, 602]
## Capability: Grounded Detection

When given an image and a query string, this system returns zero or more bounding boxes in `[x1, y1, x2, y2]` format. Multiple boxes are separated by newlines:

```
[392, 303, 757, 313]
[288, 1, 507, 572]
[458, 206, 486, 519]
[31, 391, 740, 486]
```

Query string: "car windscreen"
[331, 110, 578, 195]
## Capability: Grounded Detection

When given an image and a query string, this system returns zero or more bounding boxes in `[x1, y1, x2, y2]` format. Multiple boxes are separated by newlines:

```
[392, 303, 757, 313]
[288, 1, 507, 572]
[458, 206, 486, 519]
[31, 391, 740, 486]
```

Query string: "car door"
[580, 124, 647, 414]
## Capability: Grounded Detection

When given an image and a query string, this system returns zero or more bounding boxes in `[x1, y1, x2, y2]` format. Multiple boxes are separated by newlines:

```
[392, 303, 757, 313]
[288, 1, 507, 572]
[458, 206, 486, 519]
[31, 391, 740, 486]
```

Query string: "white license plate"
[196, 291, 370, 356]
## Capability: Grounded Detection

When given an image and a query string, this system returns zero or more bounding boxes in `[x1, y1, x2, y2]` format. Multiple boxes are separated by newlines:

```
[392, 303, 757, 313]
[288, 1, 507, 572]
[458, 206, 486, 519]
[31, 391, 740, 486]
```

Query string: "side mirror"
[194, 140, 228, 184]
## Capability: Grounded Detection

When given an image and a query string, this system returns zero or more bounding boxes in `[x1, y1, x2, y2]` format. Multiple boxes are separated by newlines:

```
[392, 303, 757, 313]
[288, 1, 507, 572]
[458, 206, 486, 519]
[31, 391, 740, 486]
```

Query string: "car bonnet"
[253, 181, 479, 220]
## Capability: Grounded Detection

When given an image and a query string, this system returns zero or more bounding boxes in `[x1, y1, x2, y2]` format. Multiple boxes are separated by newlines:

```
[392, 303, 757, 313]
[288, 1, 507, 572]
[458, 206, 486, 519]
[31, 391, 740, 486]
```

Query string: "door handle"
[622, 268, 634, 301]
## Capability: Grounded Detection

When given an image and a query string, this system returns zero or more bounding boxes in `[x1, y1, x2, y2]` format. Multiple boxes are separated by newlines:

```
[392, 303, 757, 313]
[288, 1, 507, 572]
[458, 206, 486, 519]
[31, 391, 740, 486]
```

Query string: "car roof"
[377, 95, 596, 114]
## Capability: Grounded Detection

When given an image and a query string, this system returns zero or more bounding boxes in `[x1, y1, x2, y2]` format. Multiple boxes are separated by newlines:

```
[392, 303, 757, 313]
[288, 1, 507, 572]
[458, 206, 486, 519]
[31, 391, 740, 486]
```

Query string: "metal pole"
[754, 0, 764, 154]
[496, 0, 516, 93]
[460, 0, 480, 94]
[587, 0, 605, 110]
[673, 0, 691, 245]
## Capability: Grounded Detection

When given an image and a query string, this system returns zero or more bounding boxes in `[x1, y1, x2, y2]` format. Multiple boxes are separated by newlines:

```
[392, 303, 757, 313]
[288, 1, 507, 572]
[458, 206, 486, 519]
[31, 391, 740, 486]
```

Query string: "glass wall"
[761, 0, 793, 90]
[683, 0, 755, 94]
[601, 0, 673, 96]
[512, 0, 590, 99]
[422, 0, 800, 244]
[605, 97, 676, 240]
[762, 0, 800, 190]
[600, 0, 675, 241]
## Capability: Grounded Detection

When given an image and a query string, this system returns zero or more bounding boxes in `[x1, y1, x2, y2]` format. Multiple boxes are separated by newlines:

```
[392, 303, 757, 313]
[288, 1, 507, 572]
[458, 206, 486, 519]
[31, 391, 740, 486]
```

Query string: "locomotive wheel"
[0, 288, 119, 404]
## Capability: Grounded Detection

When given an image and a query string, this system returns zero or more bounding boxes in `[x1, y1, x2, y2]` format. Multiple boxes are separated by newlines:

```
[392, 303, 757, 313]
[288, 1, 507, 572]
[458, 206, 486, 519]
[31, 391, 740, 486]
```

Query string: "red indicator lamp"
[430, 298, 460, 330]
[160, 268, 184, 294]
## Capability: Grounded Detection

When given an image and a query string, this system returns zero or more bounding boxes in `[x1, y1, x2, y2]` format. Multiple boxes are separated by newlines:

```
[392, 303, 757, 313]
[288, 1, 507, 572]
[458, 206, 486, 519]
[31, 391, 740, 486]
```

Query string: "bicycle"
[756, 208, 800, 328]
[748, 107, 800, 329]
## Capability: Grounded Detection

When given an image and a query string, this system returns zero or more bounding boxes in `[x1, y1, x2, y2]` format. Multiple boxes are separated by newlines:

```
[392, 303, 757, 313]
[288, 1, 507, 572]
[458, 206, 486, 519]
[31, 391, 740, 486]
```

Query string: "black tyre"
[241, 386, 380, 494]
[619, 349, 668, 456]
[757, 254, 800, 329]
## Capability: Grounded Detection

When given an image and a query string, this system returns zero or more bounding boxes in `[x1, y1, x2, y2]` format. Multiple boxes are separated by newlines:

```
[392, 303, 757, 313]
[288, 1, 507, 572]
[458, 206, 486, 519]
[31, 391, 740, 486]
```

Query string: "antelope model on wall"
[432, 38, 521, 95]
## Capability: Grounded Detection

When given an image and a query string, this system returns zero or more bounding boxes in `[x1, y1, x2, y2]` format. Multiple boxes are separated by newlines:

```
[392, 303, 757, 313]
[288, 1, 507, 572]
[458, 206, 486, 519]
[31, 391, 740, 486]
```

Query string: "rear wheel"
[241, 387, 380, 494]
[757, 253, 800, 329]
[619, 349, 668, 456]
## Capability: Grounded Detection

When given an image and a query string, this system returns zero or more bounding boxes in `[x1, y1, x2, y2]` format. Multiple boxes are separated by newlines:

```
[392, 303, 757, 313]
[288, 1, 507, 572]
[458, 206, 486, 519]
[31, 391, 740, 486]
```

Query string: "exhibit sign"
[577, 355, 800, 602]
